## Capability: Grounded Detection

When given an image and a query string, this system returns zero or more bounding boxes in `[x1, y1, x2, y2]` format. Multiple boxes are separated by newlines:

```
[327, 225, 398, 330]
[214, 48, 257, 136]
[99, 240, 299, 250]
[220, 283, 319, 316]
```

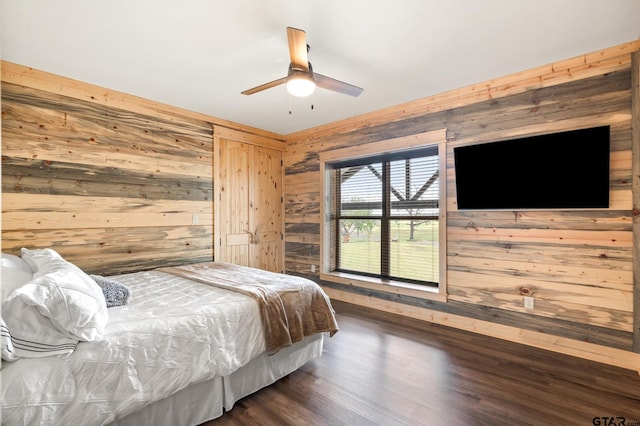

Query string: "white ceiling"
[1, 1, 639, 135]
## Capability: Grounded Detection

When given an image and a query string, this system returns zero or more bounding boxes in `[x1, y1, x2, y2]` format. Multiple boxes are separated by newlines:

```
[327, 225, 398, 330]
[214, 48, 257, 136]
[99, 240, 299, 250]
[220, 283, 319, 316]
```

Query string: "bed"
[1, 248, 338, 425]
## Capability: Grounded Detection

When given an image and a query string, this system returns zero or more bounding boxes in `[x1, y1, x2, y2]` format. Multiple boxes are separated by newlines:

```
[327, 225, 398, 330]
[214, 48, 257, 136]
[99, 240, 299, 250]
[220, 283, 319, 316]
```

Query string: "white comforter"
[1, 270, 265, 426]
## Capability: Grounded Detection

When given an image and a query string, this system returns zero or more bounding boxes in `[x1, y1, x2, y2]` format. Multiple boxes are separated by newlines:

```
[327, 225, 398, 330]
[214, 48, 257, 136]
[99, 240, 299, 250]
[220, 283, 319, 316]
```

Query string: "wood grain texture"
[1, 62, 286, 275]
[215, 135, 284, 273]
[632, 50, 640, 352]
[2, 83, 213, 175]
[1, 226, 212, 274]
[311, 277, 633, 351]
[204, 301, 640, 426]
[284, 41, 637, 356]
[1, 65, 219, 274]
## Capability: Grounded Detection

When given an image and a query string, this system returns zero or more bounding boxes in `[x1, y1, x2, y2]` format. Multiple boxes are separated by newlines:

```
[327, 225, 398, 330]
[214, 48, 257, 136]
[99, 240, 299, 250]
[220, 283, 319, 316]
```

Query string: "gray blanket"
[90, 275, 131, 308]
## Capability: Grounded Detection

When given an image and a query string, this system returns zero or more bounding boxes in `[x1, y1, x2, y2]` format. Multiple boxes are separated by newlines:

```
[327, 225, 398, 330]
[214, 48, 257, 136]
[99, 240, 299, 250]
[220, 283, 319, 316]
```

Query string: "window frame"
[319, 129, 448, 302]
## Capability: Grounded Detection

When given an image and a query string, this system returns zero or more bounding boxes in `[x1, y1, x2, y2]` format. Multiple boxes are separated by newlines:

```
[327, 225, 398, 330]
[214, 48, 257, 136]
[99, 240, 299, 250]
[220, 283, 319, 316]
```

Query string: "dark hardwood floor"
[206, 301, 640, 426]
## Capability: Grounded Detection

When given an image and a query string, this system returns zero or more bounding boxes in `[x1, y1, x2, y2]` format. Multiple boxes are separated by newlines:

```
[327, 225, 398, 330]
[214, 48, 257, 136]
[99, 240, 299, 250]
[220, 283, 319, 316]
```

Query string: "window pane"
[338, 219, 381, 275]
[330, 146, 440, 287]
[389, 156, 439, 217]
[339, 164, 382, 216]
[389, 219, 439, 283]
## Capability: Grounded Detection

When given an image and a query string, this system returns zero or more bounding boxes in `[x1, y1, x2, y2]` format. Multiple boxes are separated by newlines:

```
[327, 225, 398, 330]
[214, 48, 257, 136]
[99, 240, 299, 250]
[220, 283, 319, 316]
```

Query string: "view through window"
[330, 146, 440, 286]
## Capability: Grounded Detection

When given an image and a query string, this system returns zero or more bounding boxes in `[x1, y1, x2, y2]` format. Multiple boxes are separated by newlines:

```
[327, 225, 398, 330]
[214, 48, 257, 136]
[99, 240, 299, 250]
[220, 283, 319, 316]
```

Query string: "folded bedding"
[160, 262, 339, 353]
[90, 274, 132, 307]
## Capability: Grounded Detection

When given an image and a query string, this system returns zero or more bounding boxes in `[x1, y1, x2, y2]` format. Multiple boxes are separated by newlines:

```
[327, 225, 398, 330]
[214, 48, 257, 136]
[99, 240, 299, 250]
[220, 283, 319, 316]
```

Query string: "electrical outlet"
[192, 214, 199, 225]
[524, 296, 535, 310]
[311, 264, 316, 273]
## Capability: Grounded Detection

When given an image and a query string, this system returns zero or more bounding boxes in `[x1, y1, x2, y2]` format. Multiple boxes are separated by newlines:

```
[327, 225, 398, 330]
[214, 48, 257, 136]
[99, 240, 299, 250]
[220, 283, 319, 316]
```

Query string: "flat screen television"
[453, 125, 610, 210]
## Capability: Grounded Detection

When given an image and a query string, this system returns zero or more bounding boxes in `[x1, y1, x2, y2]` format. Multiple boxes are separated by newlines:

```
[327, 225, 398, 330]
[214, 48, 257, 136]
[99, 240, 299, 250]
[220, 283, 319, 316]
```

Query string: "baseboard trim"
[325, 287, 640, 374]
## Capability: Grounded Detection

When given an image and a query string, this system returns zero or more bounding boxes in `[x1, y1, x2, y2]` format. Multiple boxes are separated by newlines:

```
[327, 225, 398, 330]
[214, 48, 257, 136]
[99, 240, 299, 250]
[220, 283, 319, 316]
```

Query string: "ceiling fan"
[241, 27, 363, 98]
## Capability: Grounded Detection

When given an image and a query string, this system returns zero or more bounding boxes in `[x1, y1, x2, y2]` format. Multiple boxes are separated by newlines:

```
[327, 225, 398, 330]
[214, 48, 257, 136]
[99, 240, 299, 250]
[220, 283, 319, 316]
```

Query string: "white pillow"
[1, 268, 33, 302]
[1, 253, 34, 273]
[1, 253, 34, 301]
[15, 248, 108, 341]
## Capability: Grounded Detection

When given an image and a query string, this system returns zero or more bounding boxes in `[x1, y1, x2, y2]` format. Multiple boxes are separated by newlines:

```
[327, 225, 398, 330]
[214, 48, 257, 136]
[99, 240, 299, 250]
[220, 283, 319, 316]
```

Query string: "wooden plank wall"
[633, 50, 640, 352]
[1, 62, 283, 275]
[284, 41, 640, 363]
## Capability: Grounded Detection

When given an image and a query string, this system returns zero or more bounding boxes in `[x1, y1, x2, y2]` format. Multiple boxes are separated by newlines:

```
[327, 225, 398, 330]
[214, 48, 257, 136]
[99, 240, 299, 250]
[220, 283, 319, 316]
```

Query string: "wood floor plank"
[205, 301, 640, 425]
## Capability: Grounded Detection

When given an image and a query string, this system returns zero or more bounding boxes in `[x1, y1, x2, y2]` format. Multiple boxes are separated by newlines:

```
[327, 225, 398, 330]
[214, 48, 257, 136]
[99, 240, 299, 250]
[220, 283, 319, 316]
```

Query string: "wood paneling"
[632, 50, 640, 351]
[284, 40, 640, 364]
[1, 61, 282, 275]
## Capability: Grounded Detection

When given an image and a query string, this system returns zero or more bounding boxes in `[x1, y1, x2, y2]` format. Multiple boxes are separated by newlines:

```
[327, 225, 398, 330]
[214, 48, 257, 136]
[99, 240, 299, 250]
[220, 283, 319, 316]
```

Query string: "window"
[320, 130, 447, 301]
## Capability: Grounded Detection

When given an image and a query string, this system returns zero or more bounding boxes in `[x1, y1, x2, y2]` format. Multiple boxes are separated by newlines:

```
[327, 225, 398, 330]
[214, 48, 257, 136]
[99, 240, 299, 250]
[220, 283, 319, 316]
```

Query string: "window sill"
[320, 271, 447, 303]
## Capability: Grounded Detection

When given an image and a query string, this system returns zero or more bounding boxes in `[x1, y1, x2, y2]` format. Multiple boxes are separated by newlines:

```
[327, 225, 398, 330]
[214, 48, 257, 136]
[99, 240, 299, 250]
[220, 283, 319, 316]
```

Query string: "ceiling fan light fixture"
[286, 71, 316, 97]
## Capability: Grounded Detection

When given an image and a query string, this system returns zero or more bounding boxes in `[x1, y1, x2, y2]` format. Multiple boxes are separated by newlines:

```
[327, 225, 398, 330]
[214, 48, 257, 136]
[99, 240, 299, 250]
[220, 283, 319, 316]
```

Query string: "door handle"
[243, 226, 261, 244]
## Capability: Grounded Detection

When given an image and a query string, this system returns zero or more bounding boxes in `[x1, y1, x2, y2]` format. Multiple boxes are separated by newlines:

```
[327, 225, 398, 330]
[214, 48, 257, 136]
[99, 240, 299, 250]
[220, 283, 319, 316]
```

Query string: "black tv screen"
[453, 126, 610, 210]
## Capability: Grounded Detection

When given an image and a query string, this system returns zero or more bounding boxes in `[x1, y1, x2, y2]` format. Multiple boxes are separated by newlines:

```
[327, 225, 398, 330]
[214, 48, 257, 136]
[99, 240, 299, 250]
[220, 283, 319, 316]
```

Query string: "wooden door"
[251, 145, 283, 271]
[216, 137, 283, 273]
[219, 139, 252, 267]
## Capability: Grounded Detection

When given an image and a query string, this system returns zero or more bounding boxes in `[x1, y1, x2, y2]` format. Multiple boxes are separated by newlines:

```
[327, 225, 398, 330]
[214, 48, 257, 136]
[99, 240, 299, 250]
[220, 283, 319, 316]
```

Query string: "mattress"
[1, 270, 267, 425]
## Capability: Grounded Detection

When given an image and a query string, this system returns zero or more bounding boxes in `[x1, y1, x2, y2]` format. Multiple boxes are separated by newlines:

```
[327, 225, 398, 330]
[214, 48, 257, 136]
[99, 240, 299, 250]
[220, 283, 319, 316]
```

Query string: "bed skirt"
[110, 333, 324, 426]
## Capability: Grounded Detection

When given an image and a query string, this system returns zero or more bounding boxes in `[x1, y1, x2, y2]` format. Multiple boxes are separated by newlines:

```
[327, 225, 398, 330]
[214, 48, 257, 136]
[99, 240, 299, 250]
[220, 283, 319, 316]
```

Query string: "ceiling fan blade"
[315, 73, 363, 97]
[287, 27, 309, 72]
[241, 77, 287, 95]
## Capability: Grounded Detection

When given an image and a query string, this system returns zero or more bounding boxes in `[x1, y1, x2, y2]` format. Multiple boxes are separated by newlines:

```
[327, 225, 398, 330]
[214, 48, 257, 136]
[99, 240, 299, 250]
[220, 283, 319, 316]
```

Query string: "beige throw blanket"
[158, 262, 339, 354]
